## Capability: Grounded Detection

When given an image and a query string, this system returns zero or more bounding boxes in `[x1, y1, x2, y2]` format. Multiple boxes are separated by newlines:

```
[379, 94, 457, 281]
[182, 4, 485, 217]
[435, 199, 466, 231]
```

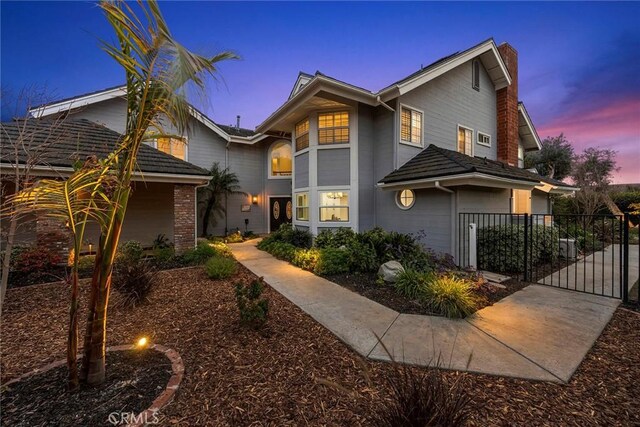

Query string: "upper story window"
[457, 126, 473, 156]
[295, 118, 309, 151]
[477, 132, 491, 147]
[318, 111, 349, 145]
[400, 107, 423, 145]
[146, 136, 187, 160]
[269, 141, 292, 177]
[472, 60, 480, 91]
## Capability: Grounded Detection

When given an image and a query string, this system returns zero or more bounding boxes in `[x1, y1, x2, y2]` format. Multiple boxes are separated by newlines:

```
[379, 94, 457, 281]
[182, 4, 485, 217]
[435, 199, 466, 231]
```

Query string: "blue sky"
[2, 1, 639, 182]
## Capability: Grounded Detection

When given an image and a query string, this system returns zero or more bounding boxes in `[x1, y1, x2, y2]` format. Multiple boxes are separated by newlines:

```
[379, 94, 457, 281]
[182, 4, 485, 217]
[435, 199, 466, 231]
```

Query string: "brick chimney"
[496, 43, 519, 166]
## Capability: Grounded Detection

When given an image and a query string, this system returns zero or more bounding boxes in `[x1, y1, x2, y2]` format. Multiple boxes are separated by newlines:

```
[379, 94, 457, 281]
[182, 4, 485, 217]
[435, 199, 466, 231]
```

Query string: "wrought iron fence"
[458, 212, 638, 303]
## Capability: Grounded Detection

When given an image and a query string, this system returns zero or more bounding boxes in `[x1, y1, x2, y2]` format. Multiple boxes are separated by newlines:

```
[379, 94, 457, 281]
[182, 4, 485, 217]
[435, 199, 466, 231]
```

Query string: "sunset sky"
[2, 1, 639, 183]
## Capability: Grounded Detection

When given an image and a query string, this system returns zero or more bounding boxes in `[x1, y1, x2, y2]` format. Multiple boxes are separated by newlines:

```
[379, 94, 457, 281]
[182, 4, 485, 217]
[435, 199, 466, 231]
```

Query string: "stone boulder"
[378, 261, 405, 283]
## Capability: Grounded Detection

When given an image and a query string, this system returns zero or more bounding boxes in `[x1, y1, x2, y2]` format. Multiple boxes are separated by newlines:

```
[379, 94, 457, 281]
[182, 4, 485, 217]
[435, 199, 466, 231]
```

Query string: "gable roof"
[0, 119, 211, 183]
[378, 144, 575, 192]
[258, 38, 512, 132]
[518, 102, 542, 151]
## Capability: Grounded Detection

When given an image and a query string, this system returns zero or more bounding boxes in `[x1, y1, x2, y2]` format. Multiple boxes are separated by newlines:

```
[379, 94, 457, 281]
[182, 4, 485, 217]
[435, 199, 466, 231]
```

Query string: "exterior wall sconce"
[252, 195, 258, 205]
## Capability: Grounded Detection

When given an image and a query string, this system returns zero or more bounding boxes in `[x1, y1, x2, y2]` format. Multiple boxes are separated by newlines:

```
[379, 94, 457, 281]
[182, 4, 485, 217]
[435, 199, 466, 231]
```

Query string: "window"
[152, 136, 186, 160]
[477, 132, 491, 147]
[513, 189, 531, 214]
[296, 192, 309, 221]
[318, 112, 349, 144]
[295, 118, 309, 151]
[472, 60, 480, 91]
[319, 191, 349, 222]
[400, 107, 423, 144]
[269, 141, 292, 177]
[396, 189, 415, 210]
[457, 126, 473, 156]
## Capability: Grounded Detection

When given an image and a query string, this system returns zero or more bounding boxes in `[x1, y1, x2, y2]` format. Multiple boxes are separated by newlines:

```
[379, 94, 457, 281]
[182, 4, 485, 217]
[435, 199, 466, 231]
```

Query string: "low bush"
[291, 248, 320, 271]
[183, 241, 217, 265]
[262, 223, 313, 249]
[372, 358, 471, 427]
[347, 240, 379, 272]
[315, 227, 357, 249]
[422, 275, 477, 319]
[77, 255, 96, 271]
[226, 231, 244, 243]
[117, 240, 144, 264]
[112, 258, 156, 307]
[477, 224, 559, 273]
[394, 269, 433, 300]
[314, 248, 350, 275]
[205, 256, 237, 279]
[210, 241, 233, 258]
[152, 233, 171, 250]
[10, 246, 62, 275]
[235, 277, 269, 329]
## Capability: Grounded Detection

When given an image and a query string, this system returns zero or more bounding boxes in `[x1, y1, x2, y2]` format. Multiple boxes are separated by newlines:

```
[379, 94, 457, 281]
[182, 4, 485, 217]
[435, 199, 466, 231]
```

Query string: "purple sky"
[2, 1, 639, 183]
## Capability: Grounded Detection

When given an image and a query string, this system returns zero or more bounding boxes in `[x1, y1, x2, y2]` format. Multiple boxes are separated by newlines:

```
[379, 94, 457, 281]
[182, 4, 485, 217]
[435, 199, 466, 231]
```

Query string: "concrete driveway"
[231, 240, 620, 383]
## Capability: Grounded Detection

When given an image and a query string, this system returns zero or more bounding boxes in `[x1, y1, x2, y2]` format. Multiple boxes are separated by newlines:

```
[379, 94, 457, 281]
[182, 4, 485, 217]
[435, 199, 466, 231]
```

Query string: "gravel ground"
[1, 265, 638, 426]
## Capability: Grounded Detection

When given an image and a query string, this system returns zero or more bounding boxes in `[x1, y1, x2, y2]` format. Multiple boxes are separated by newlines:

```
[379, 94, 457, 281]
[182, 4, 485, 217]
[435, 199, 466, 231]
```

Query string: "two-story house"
[2, 38, 575, 259]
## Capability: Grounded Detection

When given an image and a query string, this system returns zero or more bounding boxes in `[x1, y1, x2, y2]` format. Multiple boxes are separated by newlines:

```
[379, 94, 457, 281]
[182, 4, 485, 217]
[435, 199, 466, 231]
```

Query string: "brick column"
[496, 42, 519, 166]
[36, 214, 71, 261]
[173, 184, 196, 253]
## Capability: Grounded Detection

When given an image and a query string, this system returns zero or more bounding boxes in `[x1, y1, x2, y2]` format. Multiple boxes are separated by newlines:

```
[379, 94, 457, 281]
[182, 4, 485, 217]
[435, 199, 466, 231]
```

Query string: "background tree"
[571, 147, 619, 220]
[525, 134, 574, 180]
[199, 162, 245, 237]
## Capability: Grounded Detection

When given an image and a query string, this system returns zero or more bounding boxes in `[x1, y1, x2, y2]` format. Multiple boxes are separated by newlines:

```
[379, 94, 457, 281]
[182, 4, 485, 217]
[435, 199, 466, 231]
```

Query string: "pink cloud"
[537, 98, 640, 183]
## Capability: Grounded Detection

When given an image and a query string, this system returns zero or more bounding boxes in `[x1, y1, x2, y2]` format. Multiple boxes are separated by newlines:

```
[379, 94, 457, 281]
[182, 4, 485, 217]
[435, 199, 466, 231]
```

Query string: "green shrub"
[117, 240, 143, 263]
[112, 258, 156, 308]
[263, 223, 313, 248]
[394, 269, 433, 300]
[235, 277, 269, 329]
[477, 224, 559, 273]
[210, 241, 233, 258]
[77, 255, 96, 271]
[152, 233, 171, 250]
[314, 248, 350, 275]
[314, 229, 335, 249]
[153, 246, 177, 267]
[268, 242, 298, 262]
[611, 190, 640, 222]
[561, 223, 604, 253]
[205, 256, 237, 279]
[346, 240, 379, 272]
[422, 275, 477, 318]
[226, 231, 244, 243]
[292, 248, 321, 271]
[183, 241, 217, 265]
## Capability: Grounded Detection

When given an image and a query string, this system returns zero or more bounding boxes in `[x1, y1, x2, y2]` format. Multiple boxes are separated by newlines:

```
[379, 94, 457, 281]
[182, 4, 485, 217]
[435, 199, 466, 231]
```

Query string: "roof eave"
[518, 103, 542, 151]
[377, 172, 539, 191]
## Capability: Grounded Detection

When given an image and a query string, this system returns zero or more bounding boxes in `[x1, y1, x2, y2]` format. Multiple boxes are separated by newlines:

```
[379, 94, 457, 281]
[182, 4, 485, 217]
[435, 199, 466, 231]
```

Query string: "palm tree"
[78, 0, 237, 385]
[199, 162, 245, 237]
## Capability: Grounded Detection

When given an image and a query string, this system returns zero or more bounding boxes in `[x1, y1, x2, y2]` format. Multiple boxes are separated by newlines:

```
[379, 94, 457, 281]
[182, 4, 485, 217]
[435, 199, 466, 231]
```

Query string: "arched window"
[269, 141, 292, 178]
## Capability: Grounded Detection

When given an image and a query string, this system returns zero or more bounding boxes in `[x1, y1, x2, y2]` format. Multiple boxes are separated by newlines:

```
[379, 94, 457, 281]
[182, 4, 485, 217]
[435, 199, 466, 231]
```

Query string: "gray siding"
[373, 103, 396, 181]
[317, 148, 350, 186]
[532, 190, 549, 214]
[376, 188, 453, 255]
[457, 187, 511, 214]
[398, 59, 498, 164]
[295, 152, 309, 189]
[358, 105, 375, 230]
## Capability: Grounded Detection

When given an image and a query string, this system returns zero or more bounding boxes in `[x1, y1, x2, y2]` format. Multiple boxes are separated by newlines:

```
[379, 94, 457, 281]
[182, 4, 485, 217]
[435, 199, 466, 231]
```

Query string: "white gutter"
[377, 172, 540, 191]
[434, 181, 454, 193]
[376, 96, 395, 112]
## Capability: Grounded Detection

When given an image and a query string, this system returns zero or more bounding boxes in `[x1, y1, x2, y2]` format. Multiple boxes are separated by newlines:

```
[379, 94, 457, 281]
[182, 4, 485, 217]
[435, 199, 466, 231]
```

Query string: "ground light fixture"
[135, 336, 149, 349]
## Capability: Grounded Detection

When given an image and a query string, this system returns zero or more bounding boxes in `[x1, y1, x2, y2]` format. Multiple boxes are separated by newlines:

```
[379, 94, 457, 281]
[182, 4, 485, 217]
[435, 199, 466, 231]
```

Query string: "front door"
[270, 197, 292, 232]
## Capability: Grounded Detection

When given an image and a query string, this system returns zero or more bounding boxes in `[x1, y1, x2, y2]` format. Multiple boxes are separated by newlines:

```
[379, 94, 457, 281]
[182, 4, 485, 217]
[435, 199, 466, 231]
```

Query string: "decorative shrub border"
[2, 344, 184, 427]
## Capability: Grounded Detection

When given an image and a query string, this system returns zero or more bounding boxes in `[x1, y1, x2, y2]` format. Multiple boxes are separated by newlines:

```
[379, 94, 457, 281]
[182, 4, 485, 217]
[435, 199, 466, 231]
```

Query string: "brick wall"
[173, 184, 196, 253]
[36, 214, 71, 260]
[496, 43, 519, 166]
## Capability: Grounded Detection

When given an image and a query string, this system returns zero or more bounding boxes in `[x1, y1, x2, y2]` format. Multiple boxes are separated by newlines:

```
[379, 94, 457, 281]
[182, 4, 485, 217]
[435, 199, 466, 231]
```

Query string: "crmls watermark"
[107, 411, 159, 425]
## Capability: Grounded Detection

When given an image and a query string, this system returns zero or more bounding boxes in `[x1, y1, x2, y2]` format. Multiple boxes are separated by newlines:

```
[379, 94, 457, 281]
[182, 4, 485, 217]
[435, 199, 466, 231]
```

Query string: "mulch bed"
[1, 350, 171, 426]
[2, 264, 639, 425]
[325, 272, 529, 315]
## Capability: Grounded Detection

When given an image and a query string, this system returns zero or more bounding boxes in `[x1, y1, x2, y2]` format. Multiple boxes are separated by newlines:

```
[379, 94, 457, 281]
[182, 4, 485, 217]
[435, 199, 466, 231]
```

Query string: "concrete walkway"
[231, 240, 620, 383]
[538, 244, 639, 299]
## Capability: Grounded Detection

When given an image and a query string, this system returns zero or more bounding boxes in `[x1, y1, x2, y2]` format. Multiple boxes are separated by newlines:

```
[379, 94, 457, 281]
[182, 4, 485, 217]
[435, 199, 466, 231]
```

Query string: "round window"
[396, 189, 415, 210]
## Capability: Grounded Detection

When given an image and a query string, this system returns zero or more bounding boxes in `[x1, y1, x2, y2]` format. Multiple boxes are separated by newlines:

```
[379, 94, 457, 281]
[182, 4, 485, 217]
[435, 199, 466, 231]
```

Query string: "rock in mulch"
[377, 260, 405, 283]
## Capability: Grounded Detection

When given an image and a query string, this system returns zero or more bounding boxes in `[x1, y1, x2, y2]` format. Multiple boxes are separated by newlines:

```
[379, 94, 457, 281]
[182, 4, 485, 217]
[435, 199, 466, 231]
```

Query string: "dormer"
[289, 72, 314, 99]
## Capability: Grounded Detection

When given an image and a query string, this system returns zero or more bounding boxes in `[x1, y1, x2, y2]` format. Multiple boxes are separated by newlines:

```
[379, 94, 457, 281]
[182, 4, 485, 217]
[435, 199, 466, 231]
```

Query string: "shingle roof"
[0, 119, 210, 177]
[216, 124, 257, 137]
[379, 144, 571, 187]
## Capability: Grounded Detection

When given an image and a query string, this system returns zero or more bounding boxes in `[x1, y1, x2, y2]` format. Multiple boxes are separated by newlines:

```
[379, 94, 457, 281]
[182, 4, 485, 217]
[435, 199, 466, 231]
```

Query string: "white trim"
[398, 103, 424, 148]
[289, 73, 313, 99]
[267, 139, 293, 180]
[477, 131, 491, 147]
[377, 172, 540, 191]
[457, 124, 474, 157]
[0, 163, 211, 185]
[395, 189, 416, 210]
[294, 191, 310, 222]
[518, 103, 542, 151]
[318, 189, 351, 224]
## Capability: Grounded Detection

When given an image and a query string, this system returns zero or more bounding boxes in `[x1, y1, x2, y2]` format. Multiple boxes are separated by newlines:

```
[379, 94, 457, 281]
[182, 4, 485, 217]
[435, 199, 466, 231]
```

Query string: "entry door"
[270, 197, 292, 232]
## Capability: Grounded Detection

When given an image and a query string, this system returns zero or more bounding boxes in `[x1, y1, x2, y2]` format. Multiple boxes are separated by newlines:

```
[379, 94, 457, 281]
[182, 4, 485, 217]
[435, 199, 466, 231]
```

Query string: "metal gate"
[458, 212, 639, 303]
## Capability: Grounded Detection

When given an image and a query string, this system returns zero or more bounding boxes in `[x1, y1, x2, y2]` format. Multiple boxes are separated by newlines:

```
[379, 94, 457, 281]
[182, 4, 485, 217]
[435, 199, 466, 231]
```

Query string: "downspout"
[434, 181, 454, 193]
[376, 95, 395, 112]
